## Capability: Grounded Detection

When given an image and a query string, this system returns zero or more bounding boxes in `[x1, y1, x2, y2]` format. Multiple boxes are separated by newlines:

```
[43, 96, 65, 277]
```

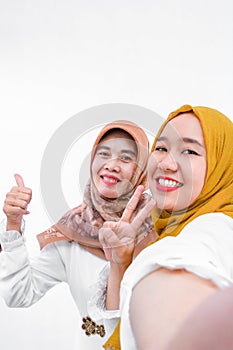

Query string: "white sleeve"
[0, 217, 25, 243]
[120, 213, 233, 350]
[121, 213, 233, 309]
[0, 225, 67, 308]
[88, 263, 120, 336]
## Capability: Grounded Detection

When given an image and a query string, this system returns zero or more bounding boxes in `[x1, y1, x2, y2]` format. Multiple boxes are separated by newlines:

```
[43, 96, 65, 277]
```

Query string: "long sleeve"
[0, 229, 66, 307]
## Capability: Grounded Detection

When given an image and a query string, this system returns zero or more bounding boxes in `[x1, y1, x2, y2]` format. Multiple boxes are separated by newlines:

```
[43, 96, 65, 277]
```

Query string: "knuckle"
[126, 203, 134, 211]
[12, 207, 20, 214]
[11, 186, 19, 192]
[6, 191, 13, 198]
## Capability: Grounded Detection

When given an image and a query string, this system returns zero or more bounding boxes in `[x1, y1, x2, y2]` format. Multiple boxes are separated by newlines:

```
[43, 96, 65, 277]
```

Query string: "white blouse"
[0, 223, 118, 349]
[119, 213, 233, 350]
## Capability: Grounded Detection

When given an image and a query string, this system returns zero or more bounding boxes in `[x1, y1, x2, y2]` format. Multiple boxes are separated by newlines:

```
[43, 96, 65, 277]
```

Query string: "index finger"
[131, 198, 156, 232]
[121, 185, 145, 223]
[14, 173, 25, 188]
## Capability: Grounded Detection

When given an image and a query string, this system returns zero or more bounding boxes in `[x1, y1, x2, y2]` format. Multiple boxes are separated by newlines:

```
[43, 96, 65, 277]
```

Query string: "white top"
[0, 224, 118, 349]
[120, 213, 233, 350]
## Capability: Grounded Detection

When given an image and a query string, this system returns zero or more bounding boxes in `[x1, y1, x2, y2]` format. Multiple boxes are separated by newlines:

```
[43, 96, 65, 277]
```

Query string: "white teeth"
[103, 176, 118, 184]
[158, 178, 181, 187]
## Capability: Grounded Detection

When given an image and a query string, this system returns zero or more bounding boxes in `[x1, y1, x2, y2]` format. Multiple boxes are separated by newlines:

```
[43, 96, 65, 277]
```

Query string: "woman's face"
[148, 113, 207, 211]
[92, 130, 138, 199]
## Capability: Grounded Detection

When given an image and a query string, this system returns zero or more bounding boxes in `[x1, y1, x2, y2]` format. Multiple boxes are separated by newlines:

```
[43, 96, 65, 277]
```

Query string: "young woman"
[0, 120, 157, 349]
[100, 105, 233, 350]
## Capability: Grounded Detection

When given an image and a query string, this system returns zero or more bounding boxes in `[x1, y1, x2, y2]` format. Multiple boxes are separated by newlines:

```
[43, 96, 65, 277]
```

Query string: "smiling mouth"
[100, 175, 120, 185]
[156, 177, 183, 191]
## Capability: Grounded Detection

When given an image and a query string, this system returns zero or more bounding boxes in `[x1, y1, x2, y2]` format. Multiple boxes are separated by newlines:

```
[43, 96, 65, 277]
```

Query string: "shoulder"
[120, 213, 233, 302]
[125, 213, 233, 281]
[188, 212, 232, 225]
[180, 213, 233, 237]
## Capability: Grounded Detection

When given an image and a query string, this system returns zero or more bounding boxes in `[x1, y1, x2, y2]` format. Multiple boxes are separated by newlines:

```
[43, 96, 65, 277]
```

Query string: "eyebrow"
[97, 145, 137, 156]
[157, 136, 205, 148]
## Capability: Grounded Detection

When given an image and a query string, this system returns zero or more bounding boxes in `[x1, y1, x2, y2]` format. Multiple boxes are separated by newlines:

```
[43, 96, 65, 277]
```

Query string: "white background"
[0, 0, 233, 349]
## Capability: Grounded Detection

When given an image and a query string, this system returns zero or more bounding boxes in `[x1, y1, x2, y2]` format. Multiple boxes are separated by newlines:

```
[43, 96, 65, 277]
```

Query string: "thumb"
[14, 173, 25, 187]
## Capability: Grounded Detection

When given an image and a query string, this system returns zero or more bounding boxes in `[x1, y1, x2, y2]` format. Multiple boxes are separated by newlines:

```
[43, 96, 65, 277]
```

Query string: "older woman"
[0, 120, 157, 349]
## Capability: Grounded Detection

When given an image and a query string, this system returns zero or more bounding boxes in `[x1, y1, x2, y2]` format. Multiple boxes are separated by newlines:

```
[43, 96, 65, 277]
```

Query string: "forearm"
[87, 263, 120, 339]
[106, 262, 129, 310]
[130, 268, 217, 350]
[167, 284, 233, 350]
[105, 230, 157, 310]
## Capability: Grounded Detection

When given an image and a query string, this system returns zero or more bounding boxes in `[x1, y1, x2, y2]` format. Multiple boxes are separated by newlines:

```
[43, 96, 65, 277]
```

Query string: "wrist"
[110, 261, 130, 274]
[6, 220, 22, 233]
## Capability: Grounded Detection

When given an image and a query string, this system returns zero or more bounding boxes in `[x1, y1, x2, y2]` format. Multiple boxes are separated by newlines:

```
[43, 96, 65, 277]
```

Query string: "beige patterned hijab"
[37, 120, 153, 257]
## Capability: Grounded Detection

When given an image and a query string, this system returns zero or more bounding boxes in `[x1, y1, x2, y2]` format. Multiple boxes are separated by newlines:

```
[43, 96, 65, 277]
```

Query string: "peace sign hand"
[3, 174, 32, 232]
[99, 185, 156, 267]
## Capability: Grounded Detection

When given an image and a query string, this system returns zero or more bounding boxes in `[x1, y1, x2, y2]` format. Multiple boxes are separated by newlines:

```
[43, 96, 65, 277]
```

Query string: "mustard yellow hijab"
[103, 104, 233, 350]
[152, 104, 233, 239]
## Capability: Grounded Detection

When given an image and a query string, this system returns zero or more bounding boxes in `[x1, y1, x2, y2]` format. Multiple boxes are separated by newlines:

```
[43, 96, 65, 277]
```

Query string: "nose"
[158, 152, 178, 172]
[104, 158, 121, 172]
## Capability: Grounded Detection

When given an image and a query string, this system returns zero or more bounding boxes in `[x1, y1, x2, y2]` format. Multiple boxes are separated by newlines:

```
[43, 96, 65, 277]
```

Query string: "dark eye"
[154, 146, 167, 152]
[182, 149, 199, 155]
[97, 151, 110, 158]
[121, 154, 133, 162]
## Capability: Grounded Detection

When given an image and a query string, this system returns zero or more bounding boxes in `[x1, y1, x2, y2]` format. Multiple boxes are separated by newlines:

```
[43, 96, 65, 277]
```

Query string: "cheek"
[124, 163, 137, 180]
[147, 154, 158, 178]
[189, 160, 206, 199]
[147, 158, 159, 193]
[194, 168, 206, 194]
[91, 158, 101, 177]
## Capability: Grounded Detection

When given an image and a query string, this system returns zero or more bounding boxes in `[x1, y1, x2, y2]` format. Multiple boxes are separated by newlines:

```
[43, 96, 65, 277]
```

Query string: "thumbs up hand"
[3, 174, 32, 233]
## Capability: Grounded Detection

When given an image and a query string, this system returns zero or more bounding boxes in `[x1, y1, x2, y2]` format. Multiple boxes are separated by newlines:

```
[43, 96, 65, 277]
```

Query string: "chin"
[157, 201, 176, 211]
[155, 193, 180, 211]
[99, 189, 117, 199]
